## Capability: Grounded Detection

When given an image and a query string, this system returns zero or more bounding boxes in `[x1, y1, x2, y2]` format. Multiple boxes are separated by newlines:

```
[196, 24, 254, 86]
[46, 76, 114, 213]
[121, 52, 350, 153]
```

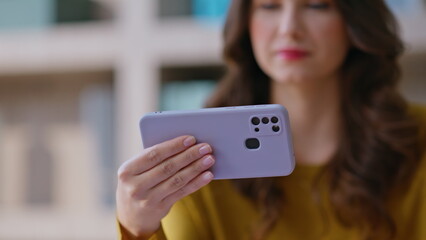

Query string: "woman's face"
[249, 0, 350, 84]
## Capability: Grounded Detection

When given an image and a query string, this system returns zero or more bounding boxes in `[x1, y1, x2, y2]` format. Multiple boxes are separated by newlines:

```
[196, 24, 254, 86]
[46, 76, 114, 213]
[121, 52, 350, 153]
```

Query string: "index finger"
[122, 135, 196, 176]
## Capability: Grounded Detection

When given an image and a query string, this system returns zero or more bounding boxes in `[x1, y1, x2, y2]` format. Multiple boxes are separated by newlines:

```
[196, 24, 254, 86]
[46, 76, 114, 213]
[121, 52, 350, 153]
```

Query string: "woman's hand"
[116, 135, 215, 238]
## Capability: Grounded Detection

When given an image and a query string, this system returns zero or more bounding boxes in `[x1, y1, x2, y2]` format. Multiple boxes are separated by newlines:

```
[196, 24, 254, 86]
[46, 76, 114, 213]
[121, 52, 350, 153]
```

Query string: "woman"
[116, 0, 426, 239]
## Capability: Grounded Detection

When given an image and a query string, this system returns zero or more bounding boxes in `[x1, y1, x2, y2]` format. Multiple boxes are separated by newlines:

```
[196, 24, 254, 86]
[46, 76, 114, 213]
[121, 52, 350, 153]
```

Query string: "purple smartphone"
[139, 104, 295, 179]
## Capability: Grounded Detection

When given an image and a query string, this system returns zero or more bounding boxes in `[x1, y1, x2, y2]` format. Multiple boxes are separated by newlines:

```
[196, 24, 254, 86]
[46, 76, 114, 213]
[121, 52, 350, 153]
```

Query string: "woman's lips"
[277, 49, 309, 60]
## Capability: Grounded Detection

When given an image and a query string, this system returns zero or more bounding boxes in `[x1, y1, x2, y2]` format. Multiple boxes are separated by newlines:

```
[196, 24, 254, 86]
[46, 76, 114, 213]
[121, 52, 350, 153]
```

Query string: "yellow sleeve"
[161, 193, 213, 240]
[117, 189, 212, 240]
[117, 220, 167, 240]
[420, 183, 426, 239]
[405, 104, 426, 239]
[408, 153, 426, 240]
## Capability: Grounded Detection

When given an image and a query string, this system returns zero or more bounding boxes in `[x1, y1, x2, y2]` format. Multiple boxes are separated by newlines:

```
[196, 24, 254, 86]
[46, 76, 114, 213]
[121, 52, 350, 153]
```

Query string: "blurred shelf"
[0, 18, 222, 75]
[153, 17, 223, 65]
[0, 22, 118, 75]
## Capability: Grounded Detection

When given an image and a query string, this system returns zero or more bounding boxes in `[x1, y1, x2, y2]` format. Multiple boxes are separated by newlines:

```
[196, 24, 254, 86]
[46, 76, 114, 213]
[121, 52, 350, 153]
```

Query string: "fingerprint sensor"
[245, 138, 260, 149]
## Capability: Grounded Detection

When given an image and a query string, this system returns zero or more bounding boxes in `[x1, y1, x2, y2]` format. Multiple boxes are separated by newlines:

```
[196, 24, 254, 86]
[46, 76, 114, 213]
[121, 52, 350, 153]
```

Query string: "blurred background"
[0, 0, 424, 239]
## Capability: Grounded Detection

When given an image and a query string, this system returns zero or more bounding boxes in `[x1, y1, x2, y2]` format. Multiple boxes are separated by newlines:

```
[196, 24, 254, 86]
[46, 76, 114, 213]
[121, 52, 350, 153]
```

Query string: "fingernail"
[199, 145, 212, 155]
[183, 136, 196, 147]
[203, 172, 214, 180]
[203, 156, 214, 166]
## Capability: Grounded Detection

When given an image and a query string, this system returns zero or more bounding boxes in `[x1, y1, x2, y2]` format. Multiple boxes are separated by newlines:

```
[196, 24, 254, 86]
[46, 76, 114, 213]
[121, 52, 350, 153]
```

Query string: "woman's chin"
[270, 75, 312, 85]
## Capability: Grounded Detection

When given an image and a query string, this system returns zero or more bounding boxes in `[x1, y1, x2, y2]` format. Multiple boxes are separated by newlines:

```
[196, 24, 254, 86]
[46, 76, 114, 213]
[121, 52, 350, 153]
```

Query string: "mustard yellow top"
[119, 105, 426, 240]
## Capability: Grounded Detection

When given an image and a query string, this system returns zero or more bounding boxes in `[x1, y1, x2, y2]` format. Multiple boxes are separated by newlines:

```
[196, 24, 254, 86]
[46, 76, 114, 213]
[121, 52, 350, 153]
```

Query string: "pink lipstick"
[277, 49, 309, 61]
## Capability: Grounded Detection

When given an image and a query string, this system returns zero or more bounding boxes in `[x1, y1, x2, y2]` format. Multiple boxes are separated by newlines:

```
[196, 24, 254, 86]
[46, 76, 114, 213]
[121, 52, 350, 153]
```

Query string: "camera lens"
[262, 117, 269, 124]
[255, 128, 259, 132]
[271, 116, 279, 123]
[251, 117, 260, 125]
[272, 125, 280, 132]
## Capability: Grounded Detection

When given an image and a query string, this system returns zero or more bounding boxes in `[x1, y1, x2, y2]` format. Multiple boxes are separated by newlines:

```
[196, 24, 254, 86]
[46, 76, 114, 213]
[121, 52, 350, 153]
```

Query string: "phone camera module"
[271, 116, 279, 123]
[251, 117, 260, 125]
[272, 125, 280, 132]
[262, 117, 269, 124]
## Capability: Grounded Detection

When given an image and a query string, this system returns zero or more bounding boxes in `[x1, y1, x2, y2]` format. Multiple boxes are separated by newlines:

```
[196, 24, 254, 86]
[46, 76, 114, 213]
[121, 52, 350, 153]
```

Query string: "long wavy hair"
[205, 0, 423, 239]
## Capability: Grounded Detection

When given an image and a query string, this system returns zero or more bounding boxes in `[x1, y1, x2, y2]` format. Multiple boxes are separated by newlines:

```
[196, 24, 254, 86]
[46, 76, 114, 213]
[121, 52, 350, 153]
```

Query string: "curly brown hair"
[205, 0, 423, 239]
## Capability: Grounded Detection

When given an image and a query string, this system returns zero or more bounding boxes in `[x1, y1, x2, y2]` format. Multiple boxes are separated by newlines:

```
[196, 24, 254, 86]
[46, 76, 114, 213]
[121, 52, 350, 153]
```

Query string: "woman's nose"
[277, 6, 302, 39]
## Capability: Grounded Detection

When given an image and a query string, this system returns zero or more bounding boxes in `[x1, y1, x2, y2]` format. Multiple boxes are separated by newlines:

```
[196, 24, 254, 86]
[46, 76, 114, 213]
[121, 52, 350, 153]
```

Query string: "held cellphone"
[139, 104, 295, 180]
